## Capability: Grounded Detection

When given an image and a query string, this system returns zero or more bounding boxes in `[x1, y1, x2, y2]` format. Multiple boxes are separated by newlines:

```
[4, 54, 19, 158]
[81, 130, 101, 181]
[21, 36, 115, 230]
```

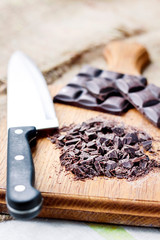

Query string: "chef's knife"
[7, 51, 59, 219]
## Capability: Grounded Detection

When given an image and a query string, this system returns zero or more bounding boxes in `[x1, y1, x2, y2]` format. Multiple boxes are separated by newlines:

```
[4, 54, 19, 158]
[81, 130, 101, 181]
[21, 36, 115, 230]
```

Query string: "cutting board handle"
[103, 41, 150, 75]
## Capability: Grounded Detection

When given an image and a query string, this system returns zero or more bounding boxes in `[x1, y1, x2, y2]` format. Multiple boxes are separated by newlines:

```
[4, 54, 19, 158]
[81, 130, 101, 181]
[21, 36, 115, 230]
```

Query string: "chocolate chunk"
[79, 123, 87, 132]
[65, 135, 75, 140]
[85, 132, 97, 140]
[79, 157, 94, 165]
[72, 166, 85, 178]
[124, 132, 138, 144]
[130, 167, 138, 176]
[112, 126, 125, 136]
[120, 159, 133, 169]
[105, 138, 113, 147]
[104, 133, 115, 146]
[98, 146, 105, 155]
[57, 135, 65, 141]
[135, 150, 144, 157]
[80, 151, 90, 159]
[139, 160, 148, 169]
[90, 150, 99, 155]
[87, 141, 97, 149]
[131, 155, 147, 163]
[94, 158, 104, 174]
[70, 125, 81, 133]
[106, 160, 117, 170]
[114, 167, 127, 175]
[65, 138, 81, 146]
[123, 145, 138, 157]
[114, 136, 123, 149]
[106, 149, 118, 160]
[99, 137, 106, 144]
[122, 136, 132, 145]
[142, 140, 152, 151]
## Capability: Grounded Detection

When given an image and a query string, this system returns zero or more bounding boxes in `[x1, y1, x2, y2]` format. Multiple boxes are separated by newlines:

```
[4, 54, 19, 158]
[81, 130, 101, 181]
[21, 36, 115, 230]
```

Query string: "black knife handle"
[6, 126, 43, 219]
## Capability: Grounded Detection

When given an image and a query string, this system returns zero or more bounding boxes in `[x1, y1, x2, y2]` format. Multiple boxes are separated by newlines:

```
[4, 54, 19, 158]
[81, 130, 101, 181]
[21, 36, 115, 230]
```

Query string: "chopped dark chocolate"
[106, 160, 117, 170]
[114, 136, 123, 149]
[124, 132, 138, 144]
[94, 158, 104, 174]
[135, 150, 144, 156]
[65, 138, 81, 146]
[49, 117, 160, 181]
[139, 160, 148, 169]
[142, 140, 152, 151]
[112, 126, 125, 137]
[123, 145, 138, 157]
[119, 158, 134, 169]
[87, 141, 97, 149]
[106, 149, 118, 160]
[57, 135, 65, 141]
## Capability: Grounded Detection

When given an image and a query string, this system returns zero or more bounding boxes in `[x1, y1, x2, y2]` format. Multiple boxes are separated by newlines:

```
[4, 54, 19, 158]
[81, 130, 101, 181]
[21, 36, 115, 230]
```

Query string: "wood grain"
[1, 41, 160, 227]
[104, 40, 150, 75]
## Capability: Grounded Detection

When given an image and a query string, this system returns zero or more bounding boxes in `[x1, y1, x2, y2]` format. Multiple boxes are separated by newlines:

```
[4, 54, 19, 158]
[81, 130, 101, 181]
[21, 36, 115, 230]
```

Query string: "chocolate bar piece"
[54, 65, 147, 114]
[115, 78, 160, 127]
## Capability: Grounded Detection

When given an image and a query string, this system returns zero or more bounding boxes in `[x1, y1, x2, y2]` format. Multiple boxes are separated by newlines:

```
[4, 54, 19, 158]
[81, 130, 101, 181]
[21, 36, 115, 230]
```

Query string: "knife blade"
[7, 51, 59, 219]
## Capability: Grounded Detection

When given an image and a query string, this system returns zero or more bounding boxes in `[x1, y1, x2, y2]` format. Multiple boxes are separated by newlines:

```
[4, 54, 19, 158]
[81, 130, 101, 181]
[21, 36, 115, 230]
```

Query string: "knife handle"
[6, 126, 43, 219]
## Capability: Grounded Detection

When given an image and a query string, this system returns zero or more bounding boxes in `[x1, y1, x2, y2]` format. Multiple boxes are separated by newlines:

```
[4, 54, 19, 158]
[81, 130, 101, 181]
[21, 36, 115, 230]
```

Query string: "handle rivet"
[14, 185, 25, 192]
[14, 155, 24, 161]
[15, 129, 23, 134]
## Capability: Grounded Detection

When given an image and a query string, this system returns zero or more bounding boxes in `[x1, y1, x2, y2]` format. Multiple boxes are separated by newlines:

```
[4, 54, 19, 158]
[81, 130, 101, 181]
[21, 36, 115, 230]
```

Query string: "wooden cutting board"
[1, 41, 160, 227]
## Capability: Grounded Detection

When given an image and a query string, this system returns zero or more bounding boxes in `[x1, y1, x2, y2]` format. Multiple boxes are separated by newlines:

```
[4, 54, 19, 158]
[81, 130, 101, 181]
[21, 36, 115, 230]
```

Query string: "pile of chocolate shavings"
[49, 117, 160, 181]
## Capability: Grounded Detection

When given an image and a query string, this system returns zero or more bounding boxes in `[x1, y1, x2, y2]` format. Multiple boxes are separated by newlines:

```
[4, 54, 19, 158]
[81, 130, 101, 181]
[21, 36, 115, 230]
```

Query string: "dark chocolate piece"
[106, 149, 118, 160]
[65, 138, 81, 146]
[112, 126, 125, 137]
[106, 160, 117, 170]
[114, 136, 123, 149]
[120, 159, 133, 169]
[115, 78, 160, 127]
[123, 132, 138, 145]
[142, 140, 152, 151]
[54, 65, 146, 114]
